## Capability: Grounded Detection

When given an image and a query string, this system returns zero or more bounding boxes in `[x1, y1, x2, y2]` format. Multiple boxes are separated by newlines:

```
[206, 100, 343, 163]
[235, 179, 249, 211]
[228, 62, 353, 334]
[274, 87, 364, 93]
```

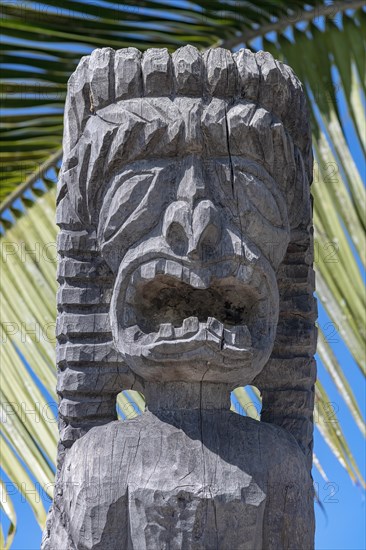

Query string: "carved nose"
[164, 200, 221, 260]
[189, 200, 221, 260]
[163, 201, 191, 256]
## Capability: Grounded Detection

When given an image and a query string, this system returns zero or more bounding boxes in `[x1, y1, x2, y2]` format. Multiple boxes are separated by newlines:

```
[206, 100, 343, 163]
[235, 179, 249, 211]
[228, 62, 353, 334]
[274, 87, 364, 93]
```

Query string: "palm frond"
[263, 13, 366, 376]
[0, 479, 16, 550]
[1, 1, 364, 207]
[1, 0, 365, 540]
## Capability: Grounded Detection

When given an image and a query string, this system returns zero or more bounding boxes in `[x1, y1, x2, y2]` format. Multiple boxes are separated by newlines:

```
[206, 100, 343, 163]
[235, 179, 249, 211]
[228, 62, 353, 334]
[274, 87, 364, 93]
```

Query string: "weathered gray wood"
[43, 45, 316, 550]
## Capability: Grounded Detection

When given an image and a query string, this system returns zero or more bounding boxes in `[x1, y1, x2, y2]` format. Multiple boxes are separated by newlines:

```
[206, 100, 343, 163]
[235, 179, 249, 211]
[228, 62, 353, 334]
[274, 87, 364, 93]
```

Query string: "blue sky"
[1, 4, 365, 549]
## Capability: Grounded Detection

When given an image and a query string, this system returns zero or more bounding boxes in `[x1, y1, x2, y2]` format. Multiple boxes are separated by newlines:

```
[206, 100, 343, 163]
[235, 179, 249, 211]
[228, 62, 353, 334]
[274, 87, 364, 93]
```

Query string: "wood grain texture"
[43, 46, 316, 550]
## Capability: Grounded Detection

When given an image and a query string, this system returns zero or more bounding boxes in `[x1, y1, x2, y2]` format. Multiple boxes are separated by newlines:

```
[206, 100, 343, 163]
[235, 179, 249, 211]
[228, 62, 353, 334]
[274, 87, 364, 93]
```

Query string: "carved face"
[85, 97, 292, 385]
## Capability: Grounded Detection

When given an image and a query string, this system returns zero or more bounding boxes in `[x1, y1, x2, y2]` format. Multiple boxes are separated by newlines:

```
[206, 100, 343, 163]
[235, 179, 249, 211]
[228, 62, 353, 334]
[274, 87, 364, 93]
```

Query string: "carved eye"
[236, 172, 285, 229]
[102, 172, 154, 240]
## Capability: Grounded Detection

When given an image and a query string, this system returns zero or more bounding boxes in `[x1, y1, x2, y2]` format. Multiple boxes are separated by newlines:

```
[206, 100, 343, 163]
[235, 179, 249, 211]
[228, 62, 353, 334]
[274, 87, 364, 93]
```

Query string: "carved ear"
[56, 196, 138, 471]
[253, 156, 316, 474]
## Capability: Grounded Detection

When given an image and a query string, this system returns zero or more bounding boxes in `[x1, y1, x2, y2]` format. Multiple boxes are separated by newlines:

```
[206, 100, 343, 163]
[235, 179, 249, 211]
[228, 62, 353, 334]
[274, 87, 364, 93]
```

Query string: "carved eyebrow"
[111, 153, 280, 178]
[208, 156, 281, 190]
[105, 155, 286, 217]
[107, 157, 178, 177]
[207, 157, 288, 227]
[231, 158, 279, 186]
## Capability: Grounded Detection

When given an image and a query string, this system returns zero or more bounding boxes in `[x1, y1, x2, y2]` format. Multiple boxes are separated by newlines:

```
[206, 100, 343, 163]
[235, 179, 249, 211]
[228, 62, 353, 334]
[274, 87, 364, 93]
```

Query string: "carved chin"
[112, 257, 278, 382]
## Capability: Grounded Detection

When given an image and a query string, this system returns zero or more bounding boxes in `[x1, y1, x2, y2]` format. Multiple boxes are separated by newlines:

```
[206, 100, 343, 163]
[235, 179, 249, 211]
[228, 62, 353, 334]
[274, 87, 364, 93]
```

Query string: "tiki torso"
[49, 409, 313, 550]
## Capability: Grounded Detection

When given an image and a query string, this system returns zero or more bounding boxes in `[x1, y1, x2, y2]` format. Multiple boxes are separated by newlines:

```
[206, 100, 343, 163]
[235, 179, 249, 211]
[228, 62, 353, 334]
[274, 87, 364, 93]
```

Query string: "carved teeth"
[174, 326, 184, 338]
[183, 316, 199, 334]
[174, 316, 199, 338]
[131, 261, 263, 298]
[166, 260, 183, 279]
[126, 260, 266, 348]
[182, 266, 191, 284]
[207, 317, 224, 338]
[223, 328, 235, 346]
[141, 261, 157, 280]
[234, 325, 251, 346]
[224, 325, 251, 347]
[190, 271, 208, 289]
[155, 259, 167, 274]
[156, 323, 174, 341]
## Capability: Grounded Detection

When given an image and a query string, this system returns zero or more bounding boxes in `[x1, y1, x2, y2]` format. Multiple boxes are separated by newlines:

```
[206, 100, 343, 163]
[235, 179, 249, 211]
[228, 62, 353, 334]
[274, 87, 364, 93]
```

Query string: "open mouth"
[120, 259, 270, 353]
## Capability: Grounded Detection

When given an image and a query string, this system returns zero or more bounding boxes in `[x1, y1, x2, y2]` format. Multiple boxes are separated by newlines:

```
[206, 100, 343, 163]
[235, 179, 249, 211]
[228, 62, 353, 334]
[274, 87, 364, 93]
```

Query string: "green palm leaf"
[1, 0, 365, 541]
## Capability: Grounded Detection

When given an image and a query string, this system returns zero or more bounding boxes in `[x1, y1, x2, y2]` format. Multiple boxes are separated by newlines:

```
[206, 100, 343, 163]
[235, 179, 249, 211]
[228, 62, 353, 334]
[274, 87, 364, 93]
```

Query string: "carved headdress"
[56, 46, 316, 475]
